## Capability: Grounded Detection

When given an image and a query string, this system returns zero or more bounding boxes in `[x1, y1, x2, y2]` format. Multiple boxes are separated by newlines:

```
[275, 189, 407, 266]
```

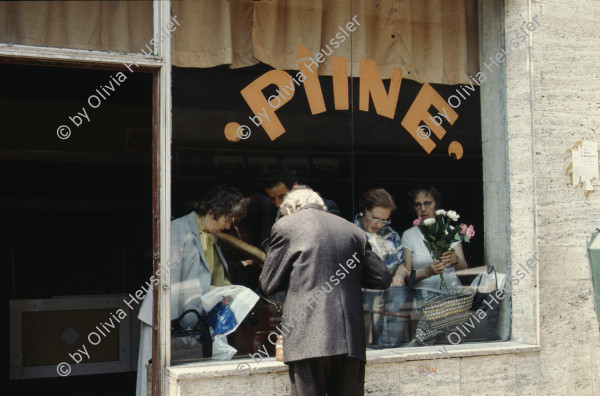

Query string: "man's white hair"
[279, 185, 327, 215]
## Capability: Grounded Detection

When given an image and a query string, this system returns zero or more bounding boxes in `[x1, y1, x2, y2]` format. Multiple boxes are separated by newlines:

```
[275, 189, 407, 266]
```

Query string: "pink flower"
[413, 217, 423, 226]
[466, 225, 475, 238]
[460, 223, 468, 234]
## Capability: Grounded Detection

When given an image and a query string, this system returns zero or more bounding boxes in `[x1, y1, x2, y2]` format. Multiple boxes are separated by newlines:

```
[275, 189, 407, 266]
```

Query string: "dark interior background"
[171, 63, 484, 267]
[2, 63, 153, 395]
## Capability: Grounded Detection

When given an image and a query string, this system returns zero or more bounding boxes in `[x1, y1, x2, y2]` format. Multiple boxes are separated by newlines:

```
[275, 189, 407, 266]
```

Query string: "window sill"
[364, 341, 541, 364]
[166, 341, 541, 380]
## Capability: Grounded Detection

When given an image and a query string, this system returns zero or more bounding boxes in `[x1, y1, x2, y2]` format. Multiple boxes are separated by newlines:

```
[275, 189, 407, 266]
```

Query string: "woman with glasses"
[354, 188, 409, 346]
[136, 185, 244, 396]
[401, 185, 468, 340]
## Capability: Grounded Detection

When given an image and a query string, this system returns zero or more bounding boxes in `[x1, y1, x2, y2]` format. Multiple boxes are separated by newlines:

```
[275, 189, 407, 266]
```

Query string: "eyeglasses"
[413, 201, 434, 209]
[364, 211, 391, 227]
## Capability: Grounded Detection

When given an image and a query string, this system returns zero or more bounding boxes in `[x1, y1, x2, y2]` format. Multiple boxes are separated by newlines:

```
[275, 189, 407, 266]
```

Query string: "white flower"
[446, 210, 460, 221]
[435, 209, 447, 216]
[423, 218, 436, 226]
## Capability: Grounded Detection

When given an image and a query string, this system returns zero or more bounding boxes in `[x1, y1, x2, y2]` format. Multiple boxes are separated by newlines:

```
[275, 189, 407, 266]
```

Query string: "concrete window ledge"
[365, 341, 541, 364]
[166, 341, 541, 381]
[167, 358, 287, 381]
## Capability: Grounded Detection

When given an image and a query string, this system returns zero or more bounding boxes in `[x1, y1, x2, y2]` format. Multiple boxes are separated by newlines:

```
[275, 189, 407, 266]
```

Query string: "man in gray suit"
[259, 186, 392, 396]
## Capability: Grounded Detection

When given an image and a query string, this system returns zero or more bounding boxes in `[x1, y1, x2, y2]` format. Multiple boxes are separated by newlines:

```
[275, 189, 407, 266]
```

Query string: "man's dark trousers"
[288, 355, 365, 396]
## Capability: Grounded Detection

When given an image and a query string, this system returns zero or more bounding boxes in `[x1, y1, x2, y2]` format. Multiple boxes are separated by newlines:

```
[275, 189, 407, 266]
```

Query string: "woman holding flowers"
[401, 185, 470, 332]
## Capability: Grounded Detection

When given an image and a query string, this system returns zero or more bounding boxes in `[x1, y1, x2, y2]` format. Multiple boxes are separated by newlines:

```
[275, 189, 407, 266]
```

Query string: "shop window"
[167, 0, 505, 368]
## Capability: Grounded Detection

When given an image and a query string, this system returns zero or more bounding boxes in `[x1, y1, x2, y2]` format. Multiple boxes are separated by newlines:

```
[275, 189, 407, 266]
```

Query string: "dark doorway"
[3, 62, 153, 395]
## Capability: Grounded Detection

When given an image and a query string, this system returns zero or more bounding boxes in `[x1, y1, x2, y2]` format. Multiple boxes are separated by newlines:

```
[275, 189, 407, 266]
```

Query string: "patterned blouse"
[353, 214, 405, 275]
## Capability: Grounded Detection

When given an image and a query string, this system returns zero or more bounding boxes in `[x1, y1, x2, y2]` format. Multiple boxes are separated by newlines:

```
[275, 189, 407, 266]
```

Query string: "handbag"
[370, 270, 416, 347]
[170, 309, 212, 364]
[463, 266, 501, 341]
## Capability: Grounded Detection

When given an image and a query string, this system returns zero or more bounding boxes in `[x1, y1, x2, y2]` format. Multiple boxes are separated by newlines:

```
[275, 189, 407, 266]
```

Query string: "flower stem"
[439, 273, 448, 291]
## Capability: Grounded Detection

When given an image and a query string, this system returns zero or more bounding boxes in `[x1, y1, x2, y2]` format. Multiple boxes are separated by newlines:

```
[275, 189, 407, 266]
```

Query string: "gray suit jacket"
[259, 204, 392, 363]
[139, 212, 231, 328]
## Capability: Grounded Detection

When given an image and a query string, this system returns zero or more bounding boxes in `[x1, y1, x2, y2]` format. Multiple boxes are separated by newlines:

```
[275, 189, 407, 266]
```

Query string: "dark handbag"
[463, 267, 501, 341]
[371, 270, 416, 347]
[170, 309, 212, 364]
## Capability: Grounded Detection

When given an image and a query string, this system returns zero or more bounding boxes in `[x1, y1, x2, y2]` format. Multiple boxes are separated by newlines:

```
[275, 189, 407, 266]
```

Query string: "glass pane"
[169, 0, 354, 368]
[354, 2, 503, 352]
[166, 0, 504, 376]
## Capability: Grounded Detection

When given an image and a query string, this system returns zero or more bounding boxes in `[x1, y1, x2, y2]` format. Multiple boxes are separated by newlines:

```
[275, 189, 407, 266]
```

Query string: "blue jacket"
[139, 212, 231, 328]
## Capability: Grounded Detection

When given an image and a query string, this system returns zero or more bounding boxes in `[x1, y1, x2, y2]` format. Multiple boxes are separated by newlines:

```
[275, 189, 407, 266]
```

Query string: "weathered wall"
[513, 0, 600, 394]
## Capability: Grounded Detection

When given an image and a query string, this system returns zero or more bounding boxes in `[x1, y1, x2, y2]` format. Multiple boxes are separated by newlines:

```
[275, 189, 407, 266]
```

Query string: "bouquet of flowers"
[412, 210, 475, 290]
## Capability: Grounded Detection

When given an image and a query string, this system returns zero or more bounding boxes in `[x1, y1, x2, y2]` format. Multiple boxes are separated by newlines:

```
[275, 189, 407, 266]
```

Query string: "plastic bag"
[201, 285, 259, 360]
[470, 272, 497, 293]
[208, 298, 237, 335]
[211, 335, 237, 361]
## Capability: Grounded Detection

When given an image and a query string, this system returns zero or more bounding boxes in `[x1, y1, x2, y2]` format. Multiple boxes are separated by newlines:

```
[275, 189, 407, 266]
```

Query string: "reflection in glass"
[168, 0, 504, 370]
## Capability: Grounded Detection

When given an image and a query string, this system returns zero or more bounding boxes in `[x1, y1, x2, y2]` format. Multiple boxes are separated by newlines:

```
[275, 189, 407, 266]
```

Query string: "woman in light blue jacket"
[136, 185, 244, 396]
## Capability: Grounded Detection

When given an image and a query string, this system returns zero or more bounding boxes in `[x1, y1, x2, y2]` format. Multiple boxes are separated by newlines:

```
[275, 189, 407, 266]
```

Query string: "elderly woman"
[401, 185, 468, 330]
[354, 188, 409, 346]
[136, 185, 244, 396]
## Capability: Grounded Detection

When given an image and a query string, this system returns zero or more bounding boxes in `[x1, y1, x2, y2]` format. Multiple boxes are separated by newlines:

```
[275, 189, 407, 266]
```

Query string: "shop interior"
[4, 47, 484, 395]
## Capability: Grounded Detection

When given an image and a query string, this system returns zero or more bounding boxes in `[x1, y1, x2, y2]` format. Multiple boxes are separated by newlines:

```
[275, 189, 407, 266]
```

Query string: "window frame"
[0, 0, 543, 392]
[166, 0, 541, 386]
[0, 1, 173, 395]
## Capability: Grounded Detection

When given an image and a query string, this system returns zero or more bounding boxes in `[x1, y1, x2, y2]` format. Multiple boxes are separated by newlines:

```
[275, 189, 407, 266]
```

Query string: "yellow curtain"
[0, 0, 152, 54]
[0, 0, 478, 84]
[172, 0, 479, 84]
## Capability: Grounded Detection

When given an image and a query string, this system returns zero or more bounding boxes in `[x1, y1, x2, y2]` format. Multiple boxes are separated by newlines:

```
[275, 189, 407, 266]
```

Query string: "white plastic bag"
[200, 285, 259, 360]
[470, 270, 507, 293]
[211, 335, 237, 360]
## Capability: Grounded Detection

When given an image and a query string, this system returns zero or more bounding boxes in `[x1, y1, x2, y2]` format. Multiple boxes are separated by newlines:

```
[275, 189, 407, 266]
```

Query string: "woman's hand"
[390, 265, 409, 286]
[391, 275, 405, 287]
[427, 260, 446, 276]
[441, 250, 457, 268]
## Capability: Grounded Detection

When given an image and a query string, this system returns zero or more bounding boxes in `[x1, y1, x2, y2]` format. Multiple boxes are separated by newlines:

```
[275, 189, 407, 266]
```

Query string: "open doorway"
[3, 62, 154, 395]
